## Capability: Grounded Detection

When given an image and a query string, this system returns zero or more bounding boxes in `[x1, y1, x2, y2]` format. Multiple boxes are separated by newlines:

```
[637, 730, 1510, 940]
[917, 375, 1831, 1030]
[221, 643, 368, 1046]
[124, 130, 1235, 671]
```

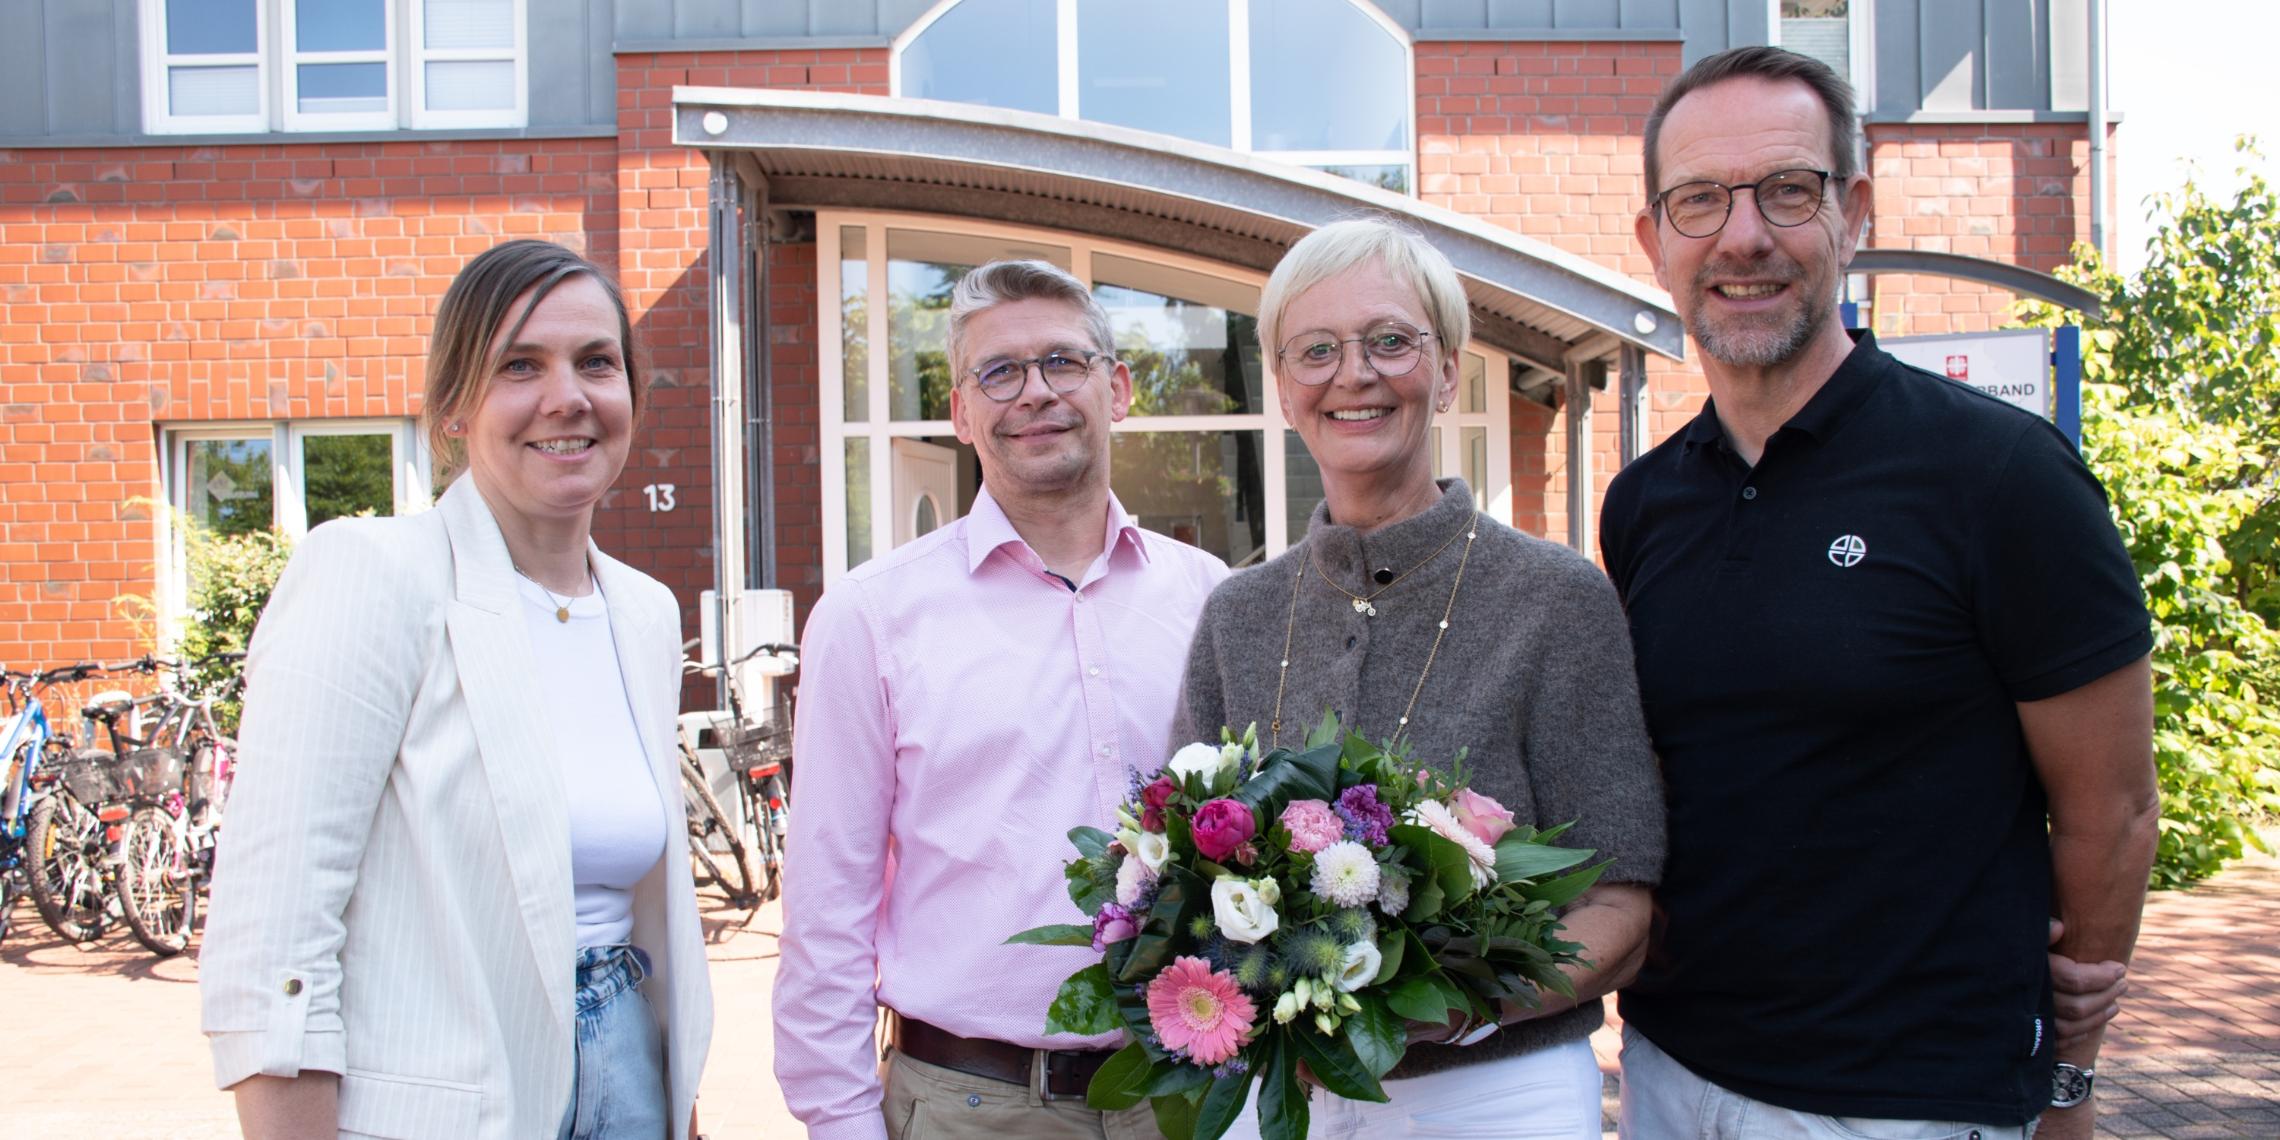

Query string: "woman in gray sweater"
[1174, 217, 1666, 1138]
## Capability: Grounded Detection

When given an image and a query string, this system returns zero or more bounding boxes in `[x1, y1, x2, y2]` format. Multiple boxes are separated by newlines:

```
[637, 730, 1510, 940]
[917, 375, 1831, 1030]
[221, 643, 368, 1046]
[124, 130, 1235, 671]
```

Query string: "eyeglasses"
[1653, 168, 1833, 239]
[1275, 325, 1437, 386]
[966, 350, 1113, 403]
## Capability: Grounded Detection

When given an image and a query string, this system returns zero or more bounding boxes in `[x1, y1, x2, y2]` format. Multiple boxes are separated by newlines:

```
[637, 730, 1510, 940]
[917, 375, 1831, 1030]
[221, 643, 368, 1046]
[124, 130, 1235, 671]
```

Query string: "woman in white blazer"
[200, 240, 712, 1140]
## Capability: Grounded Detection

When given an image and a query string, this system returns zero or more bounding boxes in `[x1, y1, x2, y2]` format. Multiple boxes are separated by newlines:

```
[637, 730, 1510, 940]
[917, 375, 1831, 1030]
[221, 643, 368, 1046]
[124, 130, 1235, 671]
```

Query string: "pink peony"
[1145, 956, 1257, 1066]
[1451, 788, 1517, 847]
[1279, 799, 1344, 854]
[1092, 903, 1138, 952]
[1190, 799, 1257, 862]
[1140, 776, 1179, 832]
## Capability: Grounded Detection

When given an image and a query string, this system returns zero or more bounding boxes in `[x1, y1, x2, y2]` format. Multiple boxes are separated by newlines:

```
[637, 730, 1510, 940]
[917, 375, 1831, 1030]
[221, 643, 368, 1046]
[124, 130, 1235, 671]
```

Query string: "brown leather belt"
[889, 1013, 1113, 1101]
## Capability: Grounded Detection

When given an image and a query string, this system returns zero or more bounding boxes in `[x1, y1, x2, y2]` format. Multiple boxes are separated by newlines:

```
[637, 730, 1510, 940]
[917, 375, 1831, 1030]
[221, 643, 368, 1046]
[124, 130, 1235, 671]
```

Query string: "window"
[163, 420, 429, 604]
[1775, 0, 1871, 107]
[821, 214, 1513, 584]
[140, 0, 524, 134]
[895, 0, 1415, 195]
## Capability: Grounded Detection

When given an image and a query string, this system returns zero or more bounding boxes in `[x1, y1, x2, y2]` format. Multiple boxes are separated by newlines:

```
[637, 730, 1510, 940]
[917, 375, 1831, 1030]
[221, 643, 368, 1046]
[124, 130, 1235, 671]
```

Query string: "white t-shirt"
[514, 573, 668, 949]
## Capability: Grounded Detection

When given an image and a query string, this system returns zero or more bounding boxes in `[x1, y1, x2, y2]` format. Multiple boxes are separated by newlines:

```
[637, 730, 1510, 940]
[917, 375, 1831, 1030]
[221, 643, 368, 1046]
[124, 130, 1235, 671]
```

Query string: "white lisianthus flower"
[1376, 863, 1412, 916]
[1333, 940, 1383, 993]
[1129, 830, 1172, 874]
[1167, 742, 1229, 787]
[1115, 851, 1157, 905]
[1310, 841, 1383, 908]
[1406, 801, 1497, 888]
[1219, 741, 1247, 772]
[1211, 875, 1282, 944]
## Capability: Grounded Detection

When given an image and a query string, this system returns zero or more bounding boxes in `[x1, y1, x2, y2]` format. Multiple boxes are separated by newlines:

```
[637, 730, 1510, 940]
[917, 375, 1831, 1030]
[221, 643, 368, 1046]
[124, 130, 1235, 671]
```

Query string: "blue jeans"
[557, 943, 669, 1140]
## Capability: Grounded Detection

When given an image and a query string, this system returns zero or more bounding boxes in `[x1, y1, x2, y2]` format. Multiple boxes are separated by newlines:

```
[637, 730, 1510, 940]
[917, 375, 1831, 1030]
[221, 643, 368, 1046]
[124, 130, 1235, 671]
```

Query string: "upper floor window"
[1776, 0, 1870, 107]
[895, 0, 1413, 193]
[139, 0, 525, 134]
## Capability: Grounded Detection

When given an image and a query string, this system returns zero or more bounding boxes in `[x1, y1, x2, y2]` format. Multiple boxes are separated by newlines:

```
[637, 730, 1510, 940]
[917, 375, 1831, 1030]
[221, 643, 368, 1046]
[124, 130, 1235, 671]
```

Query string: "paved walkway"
[3, 851, 2274, 1137]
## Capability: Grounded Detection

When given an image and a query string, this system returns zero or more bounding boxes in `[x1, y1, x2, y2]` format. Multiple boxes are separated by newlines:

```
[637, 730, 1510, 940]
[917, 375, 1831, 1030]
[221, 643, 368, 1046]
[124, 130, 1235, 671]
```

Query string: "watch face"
[2052, 1064, 2093, 1106]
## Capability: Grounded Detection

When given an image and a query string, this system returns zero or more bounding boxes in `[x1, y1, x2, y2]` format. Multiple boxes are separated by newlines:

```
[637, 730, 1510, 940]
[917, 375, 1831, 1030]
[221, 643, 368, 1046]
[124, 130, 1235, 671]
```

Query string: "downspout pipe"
[2087, 0, 2109, 260]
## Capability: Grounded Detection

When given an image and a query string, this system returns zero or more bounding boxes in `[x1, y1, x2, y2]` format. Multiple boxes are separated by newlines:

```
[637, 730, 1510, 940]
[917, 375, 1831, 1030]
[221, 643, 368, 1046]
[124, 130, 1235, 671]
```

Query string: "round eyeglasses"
[1653, 168, 1833, 239]
[966, 350, 1113, 403]
[1275, 325, 1438, 386]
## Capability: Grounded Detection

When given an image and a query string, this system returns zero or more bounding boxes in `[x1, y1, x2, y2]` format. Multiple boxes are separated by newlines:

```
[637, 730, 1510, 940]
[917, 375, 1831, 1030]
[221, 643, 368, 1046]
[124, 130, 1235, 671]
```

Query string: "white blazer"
[200, 476, 712, 1140]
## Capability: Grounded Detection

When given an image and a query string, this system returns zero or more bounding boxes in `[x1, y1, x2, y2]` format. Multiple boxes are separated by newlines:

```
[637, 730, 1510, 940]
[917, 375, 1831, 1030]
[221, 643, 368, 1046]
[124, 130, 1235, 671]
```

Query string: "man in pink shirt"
[775, 259, 1230, 1140]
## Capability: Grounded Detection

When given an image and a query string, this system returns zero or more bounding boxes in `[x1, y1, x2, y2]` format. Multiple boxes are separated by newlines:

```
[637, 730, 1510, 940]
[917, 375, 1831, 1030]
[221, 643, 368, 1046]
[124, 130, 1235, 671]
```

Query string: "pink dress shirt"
[774, 487, 1230, 1139]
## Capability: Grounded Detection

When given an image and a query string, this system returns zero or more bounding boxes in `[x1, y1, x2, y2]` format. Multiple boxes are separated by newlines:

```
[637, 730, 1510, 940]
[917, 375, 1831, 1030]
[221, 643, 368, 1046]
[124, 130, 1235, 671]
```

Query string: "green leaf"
[1345, 992, 1407, 1079]
[1151, 1087, 1204, 1140]
[1192, 1069, 1253, 1140]
[1491, 835, 1594, 883]
[1304, 709, 1343, 750]
[1392, 824, 1476, 906]
[1085, 1041, 1159, 1111]
[1291, 1023, 1387, 1103]
[1232, 741, 1341, 819]
[1004, 923, 1095, 947]
[1519, 861, 1607, 909]
[1258, 1032, 1310, 1140]
[1044, 964, 1119, 1036]
[1117, 864, 1209, 984]
[1070, 825, 1115, 861]
[1373, 928, 1406, 984]
[1385, 975, 1449, 1024]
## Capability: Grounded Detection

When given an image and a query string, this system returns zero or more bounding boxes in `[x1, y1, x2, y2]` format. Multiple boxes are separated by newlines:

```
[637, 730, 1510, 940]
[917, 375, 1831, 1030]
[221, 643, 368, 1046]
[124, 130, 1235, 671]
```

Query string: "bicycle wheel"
[26, 790, 110, 944]
[736, 769, 786, 904]
[681, 752, 759, 909]
[114, 805, 194, 957]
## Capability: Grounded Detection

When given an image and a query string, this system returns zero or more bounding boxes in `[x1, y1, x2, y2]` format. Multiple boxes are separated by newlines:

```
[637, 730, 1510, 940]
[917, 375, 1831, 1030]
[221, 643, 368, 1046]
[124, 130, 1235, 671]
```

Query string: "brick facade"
[0, 39, 2105, 669]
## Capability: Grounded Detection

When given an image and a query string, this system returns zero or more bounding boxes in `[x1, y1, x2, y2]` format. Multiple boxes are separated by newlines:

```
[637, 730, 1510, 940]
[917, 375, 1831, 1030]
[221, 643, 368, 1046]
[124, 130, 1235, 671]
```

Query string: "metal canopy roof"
[671, 87, 1684, 370]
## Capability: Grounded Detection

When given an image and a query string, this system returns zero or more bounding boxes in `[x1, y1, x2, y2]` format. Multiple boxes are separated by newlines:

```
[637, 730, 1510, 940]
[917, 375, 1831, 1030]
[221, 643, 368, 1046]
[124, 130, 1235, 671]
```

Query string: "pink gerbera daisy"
[1145, 956, 1257, 1066]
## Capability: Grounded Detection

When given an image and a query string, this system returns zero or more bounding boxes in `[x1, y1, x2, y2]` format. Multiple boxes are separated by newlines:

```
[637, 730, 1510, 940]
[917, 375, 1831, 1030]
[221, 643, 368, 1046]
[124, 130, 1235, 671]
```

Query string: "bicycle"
[5, 661, 129, 946]
[679, 641, 797, 908]
[95, 653, 243, 958]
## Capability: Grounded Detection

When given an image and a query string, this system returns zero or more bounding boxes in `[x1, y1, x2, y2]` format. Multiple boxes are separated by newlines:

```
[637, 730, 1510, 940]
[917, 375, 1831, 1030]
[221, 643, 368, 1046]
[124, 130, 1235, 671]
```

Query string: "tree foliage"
[2018, 141, 2280, 886]
[178, 523, 293, 733]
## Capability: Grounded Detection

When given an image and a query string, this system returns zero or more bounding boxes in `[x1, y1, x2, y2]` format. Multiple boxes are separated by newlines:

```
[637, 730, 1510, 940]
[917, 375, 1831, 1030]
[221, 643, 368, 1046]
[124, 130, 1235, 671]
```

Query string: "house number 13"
[643, 483, 677, 512]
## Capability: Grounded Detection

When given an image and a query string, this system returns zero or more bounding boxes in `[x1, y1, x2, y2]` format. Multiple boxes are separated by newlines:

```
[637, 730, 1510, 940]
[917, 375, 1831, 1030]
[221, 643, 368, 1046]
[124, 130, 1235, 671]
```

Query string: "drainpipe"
[2087, 0, 2109, 260]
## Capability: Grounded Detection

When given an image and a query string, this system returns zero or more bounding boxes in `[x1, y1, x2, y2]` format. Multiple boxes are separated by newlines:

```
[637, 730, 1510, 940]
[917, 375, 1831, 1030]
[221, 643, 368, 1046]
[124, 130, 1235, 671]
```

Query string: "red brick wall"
[1414, 39, 1704, 546]
[1863, 121, 2116, 336]
[0, 139, 612, 668]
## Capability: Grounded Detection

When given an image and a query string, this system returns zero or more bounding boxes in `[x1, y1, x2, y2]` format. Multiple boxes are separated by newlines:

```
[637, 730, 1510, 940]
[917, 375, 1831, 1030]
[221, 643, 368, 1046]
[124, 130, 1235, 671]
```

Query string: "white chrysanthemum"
[1115, 851, 1157, 905]
[1310, 841, 1383, 908]
[1406, 801, 1497, 888]
[1375, 863, 1412, 915]
[1333, 940, 1383, 993]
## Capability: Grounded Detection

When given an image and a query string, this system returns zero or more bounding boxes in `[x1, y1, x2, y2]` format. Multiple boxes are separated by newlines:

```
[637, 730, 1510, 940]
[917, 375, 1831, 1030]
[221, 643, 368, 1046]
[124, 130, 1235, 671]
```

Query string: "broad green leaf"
[1117, 864, 1209, 984]
[1259, 1032, 1310, 1140]
[1291, 1023, 1387, 1103]
[1491, 835, 1594, 883]
[1004, 923, 1094, 947]
[1085, 1041, 1159, 1111]
[1385, 975, 1449, 1024]
[1192, 1069, 1252, 1140]
[1151, 1087, 1203, 1140]
[1519, 861, 1607, 909]
[1304, 709, 1343, 750]
[1372, 928, 1405, 984]
[1069, 825, 1114, 861]
[1145, 1059, 1213, 1099]
[1232, 741, 1340, 819]
[1345, 992, 1407, 1079]
[1044, 964, 1119, 1036]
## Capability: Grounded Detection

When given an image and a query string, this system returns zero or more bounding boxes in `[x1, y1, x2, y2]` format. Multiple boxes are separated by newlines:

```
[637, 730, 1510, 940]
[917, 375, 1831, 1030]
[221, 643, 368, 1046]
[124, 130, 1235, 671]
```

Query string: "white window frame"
[817, 211, 1511, 585]
[891, 0, 1416, 196]
[1769, 0, 1875, 116]
[139, 0, 526, 134]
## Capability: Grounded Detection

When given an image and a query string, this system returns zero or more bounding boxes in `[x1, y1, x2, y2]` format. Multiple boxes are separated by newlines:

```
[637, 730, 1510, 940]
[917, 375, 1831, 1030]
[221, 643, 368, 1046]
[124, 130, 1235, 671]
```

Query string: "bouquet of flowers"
[1005, 715, 1604, 1140]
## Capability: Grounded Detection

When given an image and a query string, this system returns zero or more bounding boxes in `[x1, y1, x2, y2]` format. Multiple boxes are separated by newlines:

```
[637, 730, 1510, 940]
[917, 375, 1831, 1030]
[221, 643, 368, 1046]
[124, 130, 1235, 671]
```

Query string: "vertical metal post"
[1617, 345, 1648, 468]
[746, 173, 775, 590]
[2087, 0, 2109, 259]
[2054, 325, 2083, 448]
[707, 157, 748, 682]
[1564, 361, 1595, 554]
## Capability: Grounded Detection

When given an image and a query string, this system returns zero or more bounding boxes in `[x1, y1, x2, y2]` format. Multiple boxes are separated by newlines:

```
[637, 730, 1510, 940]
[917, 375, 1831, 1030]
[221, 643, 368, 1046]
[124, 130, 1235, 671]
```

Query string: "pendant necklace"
[1270, 511, 1481, 748]
[513, 562, 586, 623]
[1307, 510, 1473, 618]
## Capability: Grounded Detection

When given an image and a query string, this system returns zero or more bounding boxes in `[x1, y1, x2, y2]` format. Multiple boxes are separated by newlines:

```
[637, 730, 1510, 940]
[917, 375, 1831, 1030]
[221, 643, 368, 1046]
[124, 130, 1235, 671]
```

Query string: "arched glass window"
[896, 0, 1414, 193]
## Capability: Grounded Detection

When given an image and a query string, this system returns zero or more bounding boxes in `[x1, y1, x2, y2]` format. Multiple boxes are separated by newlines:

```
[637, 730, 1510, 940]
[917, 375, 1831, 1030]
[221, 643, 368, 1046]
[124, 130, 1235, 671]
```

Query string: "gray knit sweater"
[1172, 479, 1666, 1080]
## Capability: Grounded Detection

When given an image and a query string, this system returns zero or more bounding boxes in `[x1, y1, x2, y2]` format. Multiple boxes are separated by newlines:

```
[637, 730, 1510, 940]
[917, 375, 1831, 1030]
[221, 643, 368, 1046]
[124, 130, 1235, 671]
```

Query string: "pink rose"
[1190, 798, 1257, 862]
[1279, 799, 1344, 854]
[1451, 788, 1517, 847]
[1141, 775, 1179, 832]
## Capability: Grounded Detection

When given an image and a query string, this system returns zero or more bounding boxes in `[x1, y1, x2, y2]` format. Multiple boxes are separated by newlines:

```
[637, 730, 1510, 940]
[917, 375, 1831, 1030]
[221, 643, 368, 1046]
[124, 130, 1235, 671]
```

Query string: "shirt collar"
[962, 485, 1150, 577]
[1680, 328, 1887, 455]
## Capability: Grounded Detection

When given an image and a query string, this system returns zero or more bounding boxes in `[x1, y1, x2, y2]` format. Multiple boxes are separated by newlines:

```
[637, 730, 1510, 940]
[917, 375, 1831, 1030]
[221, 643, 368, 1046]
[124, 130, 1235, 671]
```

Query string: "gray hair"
[947, 259, 1116, 375]
[1643, 46, 1860, 204]
[1258, 216, 1470, 364]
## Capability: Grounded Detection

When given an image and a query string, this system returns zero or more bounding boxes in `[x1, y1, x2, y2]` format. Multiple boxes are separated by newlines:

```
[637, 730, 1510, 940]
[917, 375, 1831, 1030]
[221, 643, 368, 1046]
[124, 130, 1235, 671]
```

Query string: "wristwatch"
[2050, 1062, 2096, 1108]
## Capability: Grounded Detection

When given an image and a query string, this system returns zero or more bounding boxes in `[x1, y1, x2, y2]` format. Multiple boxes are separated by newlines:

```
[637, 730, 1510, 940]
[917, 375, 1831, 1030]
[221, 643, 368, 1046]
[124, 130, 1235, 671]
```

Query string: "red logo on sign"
[1944, 355, 1969, 380]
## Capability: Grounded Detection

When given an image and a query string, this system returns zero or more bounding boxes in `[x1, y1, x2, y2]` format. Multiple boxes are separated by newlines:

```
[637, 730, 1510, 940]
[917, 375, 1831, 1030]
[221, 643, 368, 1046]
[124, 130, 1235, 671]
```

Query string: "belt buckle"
[1030, 1048, 1060, 1103]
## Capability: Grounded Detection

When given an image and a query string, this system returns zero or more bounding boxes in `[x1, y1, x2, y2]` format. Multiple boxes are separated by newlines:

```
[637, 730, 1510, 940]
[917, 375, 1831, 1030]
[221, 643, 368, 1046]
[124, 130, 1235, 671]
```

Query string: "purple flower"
[1092, 903, 1138, 951]
[1336, 784, 1394, 846]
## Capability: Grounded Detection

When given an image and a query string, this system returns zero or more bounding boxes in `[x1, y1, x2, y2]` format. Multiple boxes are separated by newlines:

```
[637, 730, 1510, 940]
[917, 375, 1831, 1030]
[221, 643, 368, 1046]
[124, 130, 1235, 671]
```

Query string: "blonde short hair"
[1258, 217, 1470, 363]
[947, 259, 1116, 377]
[423, 240, 642, 474]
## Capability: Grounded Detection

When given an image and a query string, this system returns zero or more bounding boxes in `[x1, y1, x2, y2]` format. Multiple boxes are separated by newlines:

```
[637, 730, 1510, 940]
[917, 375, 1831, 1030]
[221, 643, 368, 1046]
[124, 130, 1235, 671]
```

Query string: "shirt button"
[1741, 486, 1759, 501]
[1345, 636, 1356, 650]
[1087, 665, 1100, 677]
[1098, 743, 1114, 756]
[968, 1094, 984, 1108]
[283, 978, 303, 996]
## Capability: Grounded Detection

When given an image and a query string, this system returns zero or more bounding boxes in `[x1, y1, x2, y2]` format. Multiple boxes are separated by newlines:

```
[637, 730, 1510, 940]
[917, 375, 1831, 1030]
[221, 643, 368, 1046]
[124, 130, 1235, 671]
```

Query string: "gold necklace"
[1270, 511, 1481, 748]
[513, 563, 587, 623]
[1307, 509, 1474, 618]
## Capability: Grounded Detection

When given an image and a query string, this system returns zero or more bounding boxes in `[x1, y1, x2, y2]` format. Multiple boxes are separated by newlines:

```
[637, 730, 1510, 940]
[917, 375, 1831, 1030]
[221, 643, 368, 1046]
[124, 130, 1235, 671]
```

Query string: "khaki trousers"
[881, 1047, 1166, 1140]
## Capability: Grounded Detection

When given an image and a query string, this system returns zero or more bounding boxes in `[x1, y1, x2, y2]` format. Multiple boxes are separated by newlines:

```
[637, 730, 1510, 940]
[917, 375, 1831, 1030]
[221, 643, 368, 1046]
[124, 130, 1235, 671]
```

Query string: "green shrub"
[179, 523, 294, 733]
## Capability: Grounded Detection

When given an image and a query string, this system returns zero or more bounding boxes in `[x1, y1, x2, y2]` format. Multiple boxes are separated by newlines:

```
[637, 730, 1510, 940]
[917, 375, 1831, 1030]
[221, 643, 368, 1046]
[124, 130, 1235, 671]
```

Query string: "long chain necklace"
[1307, 510, 1473, 618]
[1270, 511, 1481, 748]
[513, 562, 588, 624]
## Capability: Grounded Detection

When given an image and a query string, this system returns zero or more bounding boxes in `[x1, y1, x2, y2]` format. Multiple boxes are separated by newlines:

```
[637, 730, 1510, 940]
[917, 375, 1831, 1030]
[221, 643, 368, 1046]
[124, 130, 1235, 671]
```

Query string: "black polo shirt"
[1601, 332, 2151, 1125]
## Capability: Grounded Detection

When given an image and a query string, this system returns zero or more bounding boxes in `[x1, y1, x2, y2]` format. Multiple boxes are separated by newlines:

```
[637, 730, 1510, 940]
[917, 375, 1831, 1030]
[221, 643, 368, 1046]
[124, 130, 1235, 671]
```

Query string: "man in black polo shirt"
[1604, 47, 2158, 1140]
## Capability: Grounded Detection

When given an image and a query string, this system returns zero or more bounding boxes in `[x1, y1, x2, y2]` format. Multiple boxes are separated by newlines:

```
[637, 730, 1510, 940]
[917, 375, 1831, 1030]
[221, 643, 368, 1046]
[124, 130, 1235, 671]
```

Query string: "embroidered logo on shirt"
[1827, 535, 1868, 567]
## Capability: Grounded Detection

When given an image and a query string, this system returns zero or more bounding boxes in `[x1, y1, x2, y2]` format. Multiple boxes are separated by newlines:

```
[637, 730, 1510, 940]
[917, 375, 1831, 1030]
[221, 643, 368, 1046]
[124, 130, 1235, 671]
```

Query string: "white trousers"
[1617, 1026, 2033, 1140]
[1217, 1037, 1603, 1139]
